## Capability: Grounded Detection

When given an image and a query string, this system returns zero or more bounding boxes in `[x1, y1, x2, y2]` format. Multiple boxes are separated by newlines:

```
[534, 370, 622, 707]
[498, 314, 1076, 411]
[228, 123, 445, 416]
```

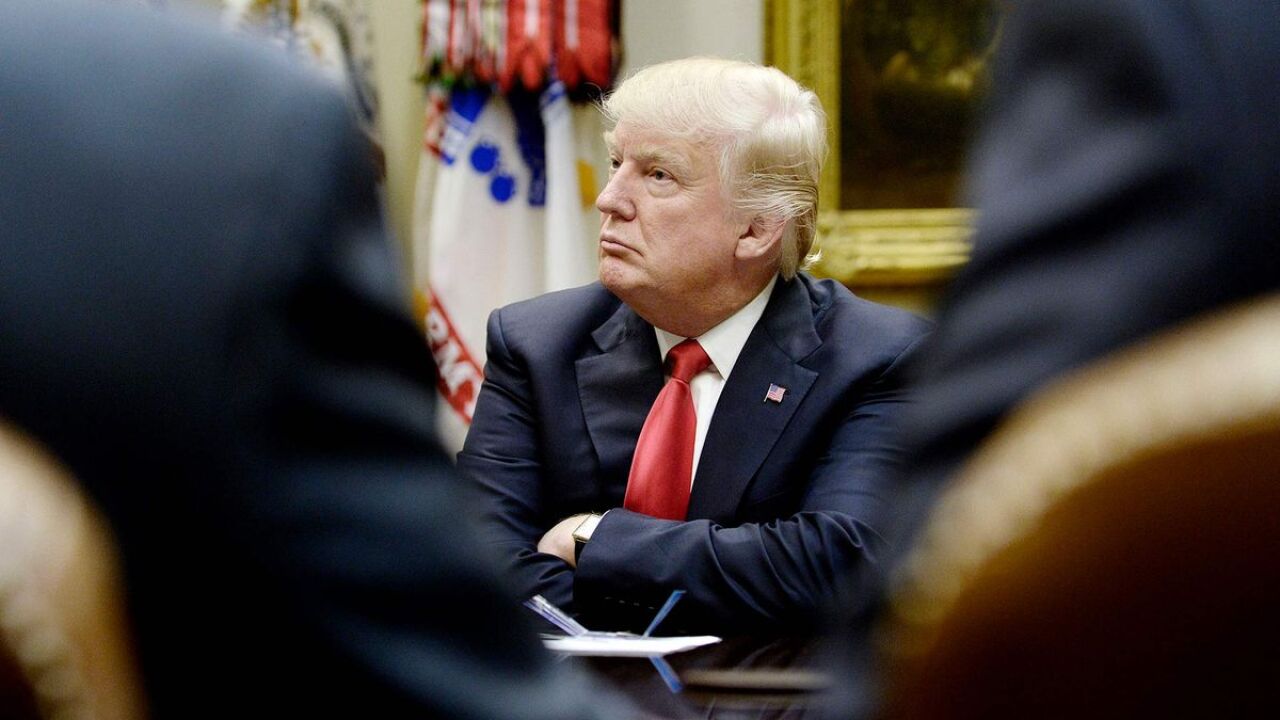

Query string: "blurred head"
[594, 57, 826, 334]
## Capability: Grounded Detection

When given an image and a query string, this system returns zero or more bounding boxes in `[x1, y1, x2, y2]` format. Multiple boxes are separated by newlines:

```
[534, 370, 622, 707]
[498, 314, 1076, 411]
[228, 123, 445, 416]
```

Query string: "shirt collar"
[654, 275, 777, 380]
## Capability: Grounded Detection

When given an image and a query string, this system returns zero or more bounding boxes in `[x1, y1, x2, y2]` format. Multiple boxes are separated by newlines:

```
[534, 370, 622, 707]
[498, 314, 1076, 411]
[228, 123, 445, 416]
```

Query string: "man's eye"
[608, 158, 621, 171]
[651, 169, 670, 181]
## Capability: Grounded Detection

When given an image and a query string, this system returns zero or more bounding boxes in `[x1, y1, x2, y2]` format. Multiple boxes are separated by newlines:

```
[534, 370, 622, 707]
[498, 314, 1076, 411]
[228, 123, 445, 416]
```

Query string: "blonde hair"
[601, 57, 827, 279]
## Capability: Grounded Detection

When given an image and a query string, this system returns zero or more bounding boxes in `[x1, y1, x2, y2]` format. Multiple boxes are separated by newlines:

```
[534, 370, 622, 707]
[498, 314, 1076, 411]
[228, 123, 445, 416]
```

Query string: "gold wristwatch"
[572, 513, 603, 563]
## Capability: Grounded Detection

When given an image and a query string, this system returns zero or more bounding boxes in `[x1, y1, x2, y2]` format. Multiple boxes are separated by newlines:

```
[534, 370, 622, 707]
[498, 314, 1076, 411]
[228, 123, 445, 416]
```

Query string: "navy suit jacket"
[458, 274, 930, 631]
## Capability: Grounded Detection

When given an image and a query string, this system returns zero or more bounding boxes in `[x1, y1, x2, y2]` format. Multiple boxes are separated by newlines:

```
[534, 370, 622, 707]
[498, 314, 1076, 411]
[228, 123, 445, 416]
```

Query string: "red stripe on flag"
[424, 287, 485, 423]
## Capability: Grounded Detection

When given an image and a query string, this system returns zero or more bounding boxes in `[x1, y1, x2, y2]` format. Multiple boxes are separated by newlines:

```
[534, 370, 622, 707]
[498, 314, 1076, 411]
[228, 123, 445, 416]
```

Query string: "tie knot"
[666, 339, 711, 383]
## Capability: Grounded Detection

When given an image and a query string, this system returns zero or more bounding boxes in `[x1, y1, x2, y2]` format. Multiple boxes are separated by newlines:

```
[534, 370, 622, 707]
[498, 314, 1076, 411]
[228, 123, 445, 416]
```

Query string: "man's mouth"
[599, 234, 634, 254]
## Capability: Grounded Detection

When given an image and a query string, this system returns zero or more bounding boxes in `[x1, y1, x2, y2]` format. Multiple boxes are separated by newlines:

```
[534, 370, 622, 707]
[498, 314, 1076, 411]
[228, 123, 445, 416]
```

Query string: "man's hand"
[538, 514, 589, 567]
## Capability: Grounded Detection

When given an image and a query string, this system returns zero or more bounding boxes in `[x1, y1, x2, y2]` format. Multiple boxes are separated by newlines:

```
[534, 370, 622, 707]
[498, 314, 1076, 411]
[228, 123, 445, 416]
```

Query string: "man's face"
[595, 122, 745, 312]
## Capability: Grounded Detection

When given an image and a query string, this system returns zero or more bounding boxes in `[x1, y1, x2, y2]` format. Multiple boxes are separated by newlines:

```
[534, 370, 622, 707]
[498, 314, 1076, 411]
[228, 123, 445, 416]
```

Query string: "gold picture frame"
[766, 0, 1001, 297]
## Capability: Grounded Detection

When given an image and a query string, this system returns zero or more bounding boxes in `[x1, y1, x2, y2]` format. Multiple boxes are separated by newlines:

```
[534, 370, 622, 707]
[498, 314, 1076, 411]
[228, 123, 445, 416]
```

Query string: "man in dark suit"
[0, 1, 625, 717]
[458, 57, 931, 632]
[827, 0, 1280, 713]
[886, 0, 1280, 561]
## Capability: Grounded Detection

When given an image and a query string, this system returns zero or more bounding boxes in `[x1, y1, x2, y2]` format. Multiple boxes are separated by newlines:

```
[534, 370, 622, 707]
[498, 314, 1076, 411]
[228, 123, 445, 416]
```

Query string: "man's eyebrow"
[632, 147, 692, 172]
[608, 143, 694, 177]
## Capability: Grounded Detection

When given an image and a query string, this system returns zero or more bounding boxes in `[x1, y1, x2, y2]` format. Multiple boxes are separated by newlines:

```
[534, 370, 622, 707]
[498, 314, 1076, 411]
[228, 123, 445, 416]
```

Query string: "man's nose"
[596, 172, 635, 220]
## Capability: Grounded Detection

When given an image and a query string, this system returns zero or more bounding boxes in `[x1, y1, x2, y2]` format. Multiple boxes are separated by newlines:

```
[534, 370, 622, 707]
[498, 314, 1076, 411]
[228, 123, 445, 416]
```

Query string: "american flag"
[764, 383, 786, 403]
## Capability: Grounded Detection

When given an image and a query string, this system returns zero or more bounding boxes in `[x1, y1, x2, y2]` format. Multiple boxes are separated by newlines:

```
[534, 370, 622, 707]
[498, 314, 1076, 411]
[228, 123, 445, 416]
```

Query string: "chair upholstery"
[877, 294, 1280, 718]
[0, 422, 146, 720]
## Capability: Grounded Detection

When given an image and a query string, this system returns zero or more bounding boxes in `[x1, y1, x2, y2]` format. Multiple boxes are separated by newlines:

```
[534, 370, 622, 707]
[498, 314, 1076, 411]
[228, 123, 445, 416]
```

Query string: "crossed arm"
[459, 304, 927, 630]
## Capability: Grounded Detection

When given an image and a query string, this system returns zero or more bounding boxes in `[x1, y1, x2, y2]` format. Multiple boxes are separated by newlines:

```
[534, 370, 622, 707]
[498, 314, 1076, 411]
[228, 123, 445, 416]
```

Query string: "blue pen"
[648, 656, 684, 693]
[643, 589, 686, 637]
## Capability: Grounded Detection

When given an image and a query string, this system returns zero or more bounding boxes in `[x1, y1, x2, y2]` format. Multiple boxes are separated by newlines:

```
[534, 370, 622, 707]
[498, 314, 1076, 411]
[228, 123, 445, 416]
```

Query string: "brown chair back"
[878, 294, 1280, 718]
[0, 422, 146, 720]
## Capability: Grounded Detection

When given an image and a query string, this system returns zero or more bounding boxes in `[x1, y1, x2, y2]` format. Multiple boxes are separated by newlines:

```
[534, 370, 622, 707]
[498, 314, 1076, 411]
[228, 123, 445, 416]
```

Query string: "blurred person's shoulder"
[4, 0, 347, 112]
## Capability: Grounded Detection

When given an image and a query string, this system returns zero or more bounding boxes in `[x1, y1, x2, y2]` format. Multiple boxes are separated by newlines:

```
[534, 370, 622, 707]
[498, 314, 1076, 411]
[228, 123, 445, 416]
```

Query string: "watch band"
[572, 513, 603, 563]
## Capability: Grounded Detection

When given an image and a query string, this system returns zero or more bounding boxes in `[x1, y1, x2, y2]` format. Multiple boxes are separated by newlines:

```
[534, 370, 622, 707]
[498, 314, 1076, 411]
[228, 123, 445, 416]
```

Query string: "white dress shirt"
[653, 276, 777, 485]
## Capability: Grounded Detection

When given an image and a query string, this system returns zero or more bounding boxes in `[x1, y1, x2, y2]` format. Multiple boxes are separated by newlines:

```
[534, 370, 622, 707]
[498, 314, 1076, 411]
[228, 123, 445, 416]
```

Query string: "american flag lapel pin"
[764, 383, 787, 404]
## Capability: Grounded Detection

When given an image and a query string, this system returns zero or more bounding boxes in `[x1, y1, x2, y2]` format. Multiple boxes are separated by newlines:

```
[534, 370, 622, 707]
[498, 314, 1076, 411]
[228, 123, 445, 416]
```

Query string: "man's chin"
[598, 263, 641, 299]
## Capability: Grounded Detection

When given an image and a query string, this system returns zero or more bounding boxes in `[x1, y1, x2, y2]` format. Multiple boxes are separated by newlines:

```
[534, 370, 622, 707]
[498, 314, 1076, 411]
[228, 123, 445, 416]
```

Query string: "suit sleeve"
[574, 333, 928, 631]
[456, 309, 578, 609]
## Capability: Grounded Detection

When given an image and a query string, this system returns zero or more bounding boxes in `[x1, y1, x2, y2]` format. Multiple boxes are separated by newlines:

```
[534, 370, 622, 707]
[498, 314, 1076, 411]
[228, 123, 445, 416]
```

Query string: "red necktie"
[623, 339, 712, 520]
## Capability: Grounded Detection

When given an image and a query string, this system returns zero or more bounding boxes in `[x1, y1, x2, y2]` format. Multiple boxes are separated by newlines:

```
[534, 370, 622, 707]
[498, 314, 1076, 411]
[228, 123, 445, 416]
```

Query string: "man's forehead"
[604, 126, 707, 167]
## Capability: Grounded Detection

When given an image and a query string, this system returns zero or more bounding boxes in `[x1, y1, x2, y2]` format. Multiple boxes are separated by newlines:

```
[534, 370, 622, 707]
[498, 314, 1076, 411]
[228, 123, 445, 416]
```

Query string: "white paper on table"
[541, 632, 721, 657]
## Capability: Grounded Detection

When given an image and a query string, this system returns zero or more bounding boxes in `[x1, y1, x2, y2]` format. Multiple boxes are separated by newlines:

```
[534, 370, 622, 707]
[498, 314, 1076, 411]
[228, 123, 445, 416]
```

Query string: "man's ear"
[736, 215, 786, 261]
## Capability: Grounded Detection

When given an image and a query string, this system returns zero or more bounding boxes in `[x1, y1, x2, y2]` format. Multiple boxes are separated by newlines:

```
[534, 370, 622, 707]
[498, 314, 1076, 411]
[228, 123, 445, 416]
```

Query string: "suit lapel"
[687, 277, 821, 522]
[576, 305, 663, 490]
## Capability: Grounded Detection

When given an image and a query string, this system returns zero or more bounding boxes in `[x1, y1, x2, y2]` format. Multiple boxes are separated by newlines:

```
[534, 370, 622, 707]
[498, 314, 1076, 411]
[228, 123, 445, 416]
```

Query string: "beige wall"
[368, 0, 427, 266]
[621, 0, 763, 77]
